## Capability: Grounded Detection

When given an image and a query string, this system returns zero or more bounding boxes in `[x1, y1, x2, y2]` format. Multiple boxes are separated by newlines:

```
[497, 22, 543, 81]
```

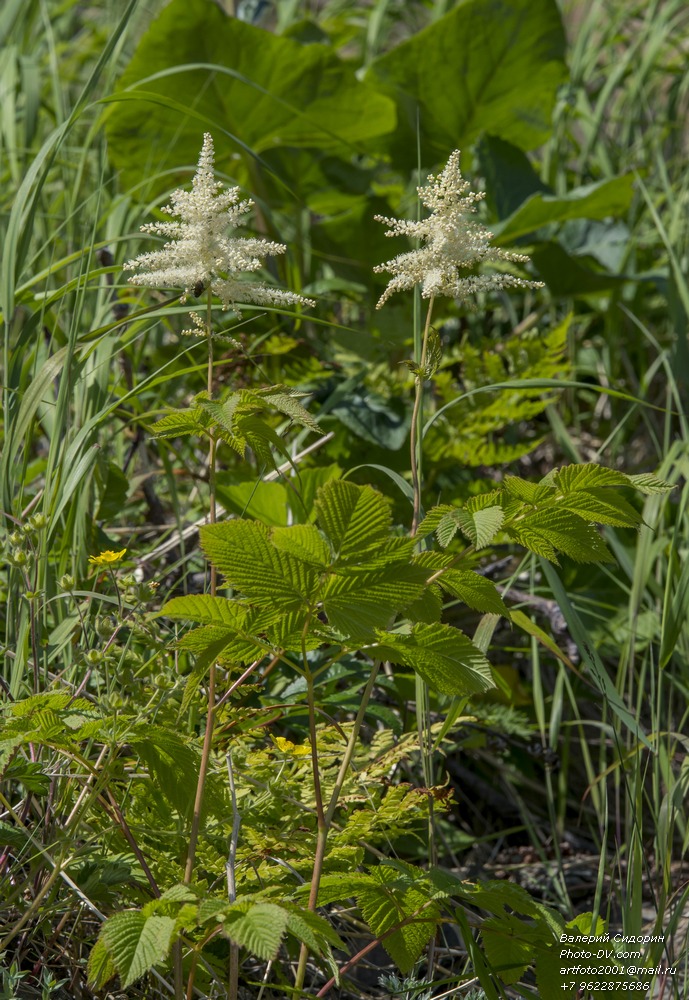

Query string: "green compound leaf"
[323, 563, 428, 640]
[222, 902, 288, 962]
[160, 594, 250, 626]
[98, 911, 176, 989]
[271, 524, 332, 568]
[481, 913, 543, 985]
[150, 406, 207, 439]
[368, 0, 566, 168]
[86, 938, 116, 989]
[626, 472, 675, 494]
[509, 508, 613, 564]
[557, 488, 642, 528]
[439, 569, 509, 616]
[256, 385, 322, 433]
[450, 505, 505, 550]
[200, 519, 320, 610]
[315, 479, 392, 563]
[359, 883, 439, 974]
[371, 622, 494, 695]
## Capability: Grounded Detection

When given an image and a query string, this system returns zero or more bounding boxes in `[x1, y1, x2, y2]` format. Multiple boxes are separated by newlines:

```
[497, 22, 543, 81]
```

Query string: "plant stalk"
[184, 293, 218, 886]
[410, 296, 435, 536]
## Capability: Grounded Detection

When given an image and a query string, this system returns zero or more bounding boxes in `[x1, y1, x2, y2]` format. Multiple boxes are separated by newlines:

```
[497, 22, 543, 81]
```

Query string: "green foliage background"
[1, 0, 689, 998]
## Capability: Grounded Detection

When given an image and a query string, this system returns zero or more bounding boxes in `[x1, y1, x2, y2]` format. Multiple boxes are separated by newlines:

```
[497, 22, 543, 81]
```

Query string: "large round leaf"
[367, 0, 567, 168]
[105, 0, 395, 198]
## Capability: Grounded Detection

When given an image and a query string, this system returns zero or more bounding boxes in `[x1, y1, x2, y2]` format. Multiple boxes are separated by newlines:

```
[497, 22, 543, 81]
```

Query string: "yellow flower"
[271, 736, 311, 757]
[88, 548, 127, 568]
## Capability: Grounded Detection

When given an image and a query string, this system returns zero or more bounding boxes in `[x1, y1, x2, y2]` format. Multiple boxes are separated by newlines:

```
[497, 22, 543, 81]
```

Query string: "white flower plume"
[124, 133, 314, 315]
[373, 150, 543, 308]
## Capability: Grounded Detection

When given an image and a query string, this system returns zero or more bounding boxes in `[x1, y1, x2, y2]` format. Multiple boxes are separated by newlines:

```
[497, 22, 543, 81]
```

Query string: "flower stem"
[295, 659, 381, 992]
[295, 658, 327, 992]
[410, 296, 435, 536]
[185, 292, 217, 889]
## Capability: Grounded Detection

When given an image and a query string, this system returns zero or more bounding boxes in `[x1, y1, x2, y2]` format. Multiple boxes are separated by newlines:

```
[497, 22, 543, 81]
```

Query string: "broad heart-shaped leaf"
[493, 174, 635, 243]
[105, 0, 395, 196]
[367, 0, 566, 169]
[200, 520, 319, 610]
[475, 134, 551, 220]
[222, 901, 288, 961]
[370, 622, 494, 695]
[315, 479, 392, 564]
[98, 911, 176, 989]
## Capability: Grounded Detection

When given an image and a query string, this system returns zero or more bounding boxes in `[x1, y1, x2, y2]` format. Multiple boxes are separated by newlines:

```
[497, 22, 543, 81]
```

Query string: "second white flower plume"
[374, 150, 543, 308]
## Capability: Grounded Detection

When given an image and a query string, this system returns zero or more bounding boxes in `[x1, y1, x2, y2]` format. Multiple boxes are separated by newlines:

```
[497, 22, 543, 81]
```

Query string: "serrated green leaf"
[440, 569, 508, 616]
[481, 913, 539, 985]
[558, 488, 642, 527]
[323, 562, 428, 640]
[545, 462, 629, 492]
[436, 510, 462, 548]
[177, 622, 268, 666]
[404, 583, 443, 624]
[512, 508, 613, 563]
[370, 622, 494, 695]
[159, 884, 200, 903]
[503, 475, 555, 505]
[281, 902, 346, 954]
[86, 937, 117, 989]
[626, 472, 675, 494]
[223, 901, 288, 961]
[197, 898, 231, 925]
[150, 407, 206, 439]
[235, 413, 293, 470]
[259, 386, 322, 433]
[99, 911, 176, 989]
[161, 594, 248, 626]
[271, 524, 331, 567]
[417, 504, 456, 538]
[315, 479, 392, 563]
[360, 884, 438, 974]
[200, 520, 319, 610]
[453, 505, 504, 549]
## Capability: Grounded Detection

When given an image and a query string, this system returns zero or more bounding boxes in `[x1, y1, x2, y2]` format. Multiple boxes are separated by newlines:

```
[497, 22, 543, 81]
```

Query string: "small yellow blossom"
[88, 549, 127, 568]
[271, 736, 311, 756]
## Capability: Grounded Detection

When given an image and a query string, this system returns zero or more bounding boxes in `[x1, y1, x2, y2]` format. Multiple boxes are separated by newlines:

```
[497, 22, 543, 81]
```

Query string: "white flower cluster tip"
[373, 150, 543, 308]
[124, 133, 314, 315]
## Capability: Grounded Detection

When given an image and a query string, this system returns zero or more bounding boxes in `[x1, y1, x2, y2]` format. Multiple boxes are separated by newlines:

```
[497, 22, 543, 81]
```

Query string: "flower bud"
[59, 574, 76, 591]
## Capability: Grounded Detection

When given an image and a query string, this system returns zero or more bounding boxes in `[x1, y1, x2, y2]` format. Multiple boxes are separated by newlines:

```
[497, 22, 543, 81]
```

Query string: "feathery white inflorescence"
[124, 133, 314, 315]
[373, 150, 543, 308]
